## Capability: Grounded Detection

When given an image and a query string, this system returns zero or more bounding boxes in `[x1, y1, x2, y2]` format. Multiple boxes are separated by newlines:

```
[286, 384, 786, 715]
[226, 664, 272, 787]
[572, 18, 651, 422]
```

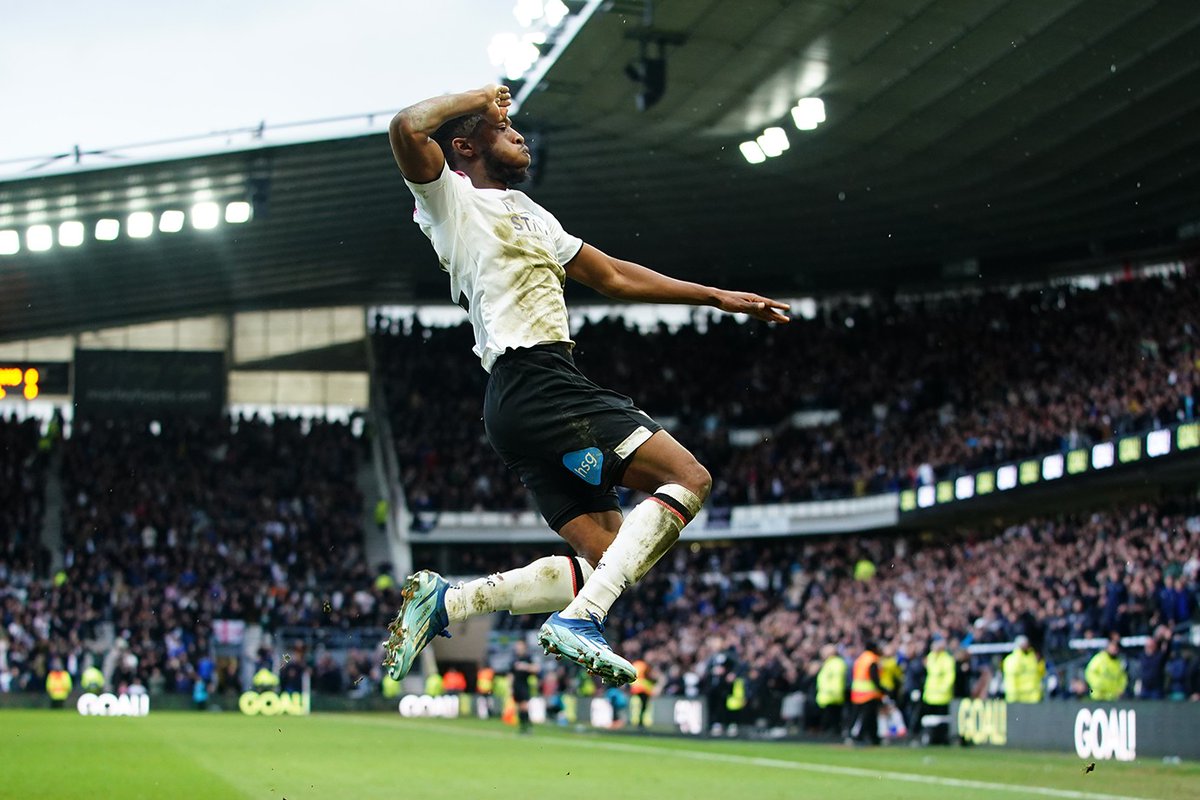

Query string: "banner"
[950, 699, 1200, 760]
[74, 349, 225, 414]
[393, 694, 707, 735]
[238, 691, 310, 716]
[76, 692, 150, 717]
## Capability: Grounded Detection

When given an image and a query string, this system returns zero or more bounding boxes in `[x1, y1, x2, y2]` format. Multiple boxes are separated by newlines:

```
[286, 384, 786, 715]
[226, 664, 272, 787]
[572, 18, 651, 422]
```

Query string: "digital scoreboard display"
[0, 363, 69, 399]
[900, 422, 1199, 514]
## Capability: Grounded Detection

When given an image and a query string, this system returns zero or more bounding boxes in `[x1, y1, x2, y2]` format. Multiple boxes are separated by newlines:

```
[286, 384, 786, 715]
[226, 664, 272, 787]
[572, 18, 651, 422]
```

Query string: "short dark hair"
[431, 114, 485, 167]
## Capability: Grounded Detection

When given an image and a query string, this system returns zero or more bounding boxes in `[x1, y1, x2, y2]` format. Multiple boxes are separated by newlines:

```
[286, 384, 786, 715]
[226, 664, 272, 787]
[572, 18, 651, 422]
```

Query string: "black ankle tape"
[653, 492, 694, 523]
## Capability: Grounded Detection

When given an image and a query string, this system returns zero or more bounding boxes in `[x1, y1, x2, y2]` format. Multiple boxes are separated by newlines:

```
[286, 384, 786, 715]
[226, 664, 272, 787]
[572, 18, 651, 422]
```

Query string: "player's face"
[479, 121, 531, 186]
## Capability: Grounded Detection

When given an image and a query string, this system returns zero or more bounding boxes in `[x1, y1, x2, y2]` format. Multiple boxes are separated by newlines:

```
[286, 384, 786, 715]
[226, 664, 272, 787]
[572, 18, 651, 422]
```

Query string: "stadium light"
[225, 201, 251, 224]
[791, 97, 826, 130]
[544, 0, 569, 27]
[756, 127, 790, 157]
[95, 218, 120, 241]
[58, 220, 85, 247]
[127, 211, 155, 239]
[27, 224, 53, 251]
[513, 0, 544, 27]
[489, 32, 541, 79]
[159, 210, 185, 233]
[739, 141, 767, 164]
[0, 229, 19, 255]
[191, 202, 220, 230]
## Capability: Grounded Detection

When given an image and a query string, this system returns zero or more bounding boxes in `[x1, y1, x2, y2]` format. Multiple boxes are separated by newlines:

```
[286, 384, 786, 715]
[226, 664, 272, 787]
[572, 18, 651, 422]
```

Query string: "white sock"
[443, 555, 593, 622]
[560, 483, 702, 621]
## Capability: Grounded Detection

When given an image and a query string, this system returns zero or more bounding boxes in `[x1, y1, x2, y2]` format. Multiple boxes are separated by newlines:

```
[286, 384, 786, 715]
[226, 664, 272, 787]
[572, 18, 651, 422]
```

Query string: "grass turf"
[2, 710, 1197, 800]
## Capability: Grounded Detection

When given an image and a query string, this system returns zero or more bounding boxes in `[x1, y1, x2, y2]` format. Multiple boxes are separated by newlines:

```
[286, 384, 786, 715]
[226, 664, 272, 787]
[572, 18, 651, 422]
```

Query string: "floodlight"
[225, 202, 252, 224]
[544, 0, 569, 26]
[514, 0, 544, 27]
[159, 210, 185, 233]
[791, 97, 826, 130]
[127, 212, 155, 238]
[0, 230, 19, 255]
[739, 141, 766, 164]
[95, 219, 120, 241]
[192, 202, 220, 230]
[27, 224, 53, 251]
[58, 220, 85, 247]
[757, 127, 790, 157]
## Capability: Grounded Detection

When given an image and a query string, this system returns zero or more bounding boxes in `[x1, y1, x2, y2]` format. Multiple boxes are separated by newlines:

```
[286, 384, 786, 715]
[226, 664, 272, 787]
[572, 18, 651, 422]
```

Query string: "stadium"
[2, 1, 1199, 798]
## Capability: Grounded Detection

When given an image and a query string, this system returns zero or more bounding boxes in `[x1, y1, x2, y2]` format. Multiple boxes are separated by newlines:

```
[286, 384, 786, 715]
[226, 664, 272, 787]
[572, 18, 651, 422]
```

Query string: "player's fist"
[481, 84, 512, 124]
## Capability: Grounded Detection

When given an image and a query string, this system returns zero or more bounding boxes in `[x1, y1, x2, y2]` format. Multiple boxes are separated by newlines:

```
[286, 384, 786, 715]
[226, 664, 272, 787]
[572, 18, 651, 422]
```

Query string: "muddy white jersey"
[404, 163, 583, 372]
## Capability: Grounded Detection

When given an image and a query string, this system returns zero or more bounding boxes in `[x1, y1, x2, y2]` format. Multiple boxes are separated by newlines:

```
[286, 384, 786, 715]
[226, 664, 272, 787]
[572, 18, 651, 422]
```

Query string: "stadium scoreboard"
[901, 421, 1199, 513]
[0, 362, 69, 399]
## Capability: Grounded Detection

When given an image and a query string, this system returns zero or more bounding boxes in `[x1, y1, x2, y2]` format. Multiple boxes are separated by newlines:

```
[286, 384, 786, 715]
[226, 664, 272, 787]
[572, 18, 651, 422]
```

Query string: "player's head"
[432, 114, 531, 187]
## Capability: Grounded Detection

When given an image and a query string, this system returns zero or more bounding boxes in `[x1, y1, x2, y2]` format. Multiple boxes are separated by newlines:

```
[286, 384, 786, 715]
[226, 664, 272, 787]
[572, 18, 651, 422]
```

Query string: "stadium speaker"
[625, 39, 667, 111]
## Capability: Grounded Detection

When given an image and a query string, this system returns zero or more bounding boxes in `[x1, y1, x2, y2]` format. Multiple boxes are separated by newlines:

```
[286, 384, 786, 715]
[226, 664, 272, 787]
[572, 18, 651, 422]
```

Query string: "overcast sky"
[1, 0, 512, 173]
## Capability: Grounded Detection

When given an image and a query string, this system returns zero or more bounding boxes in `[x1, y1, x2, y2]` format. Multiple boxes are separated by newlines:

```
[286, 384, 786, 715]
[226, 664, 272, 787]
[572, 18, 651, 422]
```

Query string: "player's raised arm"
[565, 242, 790, 324]
[388, 84, 512, 182]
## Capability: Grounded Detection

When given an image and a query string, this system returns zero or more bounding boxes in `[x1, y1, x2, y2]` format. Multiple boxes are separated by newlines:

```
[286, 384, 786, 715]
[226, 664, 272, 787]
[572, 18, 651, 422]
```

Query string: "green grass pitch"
[2, 710, 1196, 799]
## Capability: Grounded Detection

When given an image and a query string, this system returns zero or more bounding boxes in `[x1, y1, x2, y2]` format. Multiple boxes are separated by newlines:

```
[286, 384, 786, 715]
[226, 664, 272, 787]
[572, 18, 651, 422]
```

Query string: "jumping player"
[383, 83, 789, 685]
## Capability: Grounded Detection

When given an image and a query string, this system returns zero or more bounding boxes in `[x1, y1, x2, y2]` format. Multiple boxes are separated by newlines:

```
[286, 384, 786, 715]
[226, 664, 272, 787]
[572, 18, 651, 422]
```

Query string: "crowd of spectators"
[374, 269, 1198, 511]
[419, 493, 1200, 719]
[0, 417, 51, 590]
[0, 414, 391, 699]
[611, 495, 1200, 719]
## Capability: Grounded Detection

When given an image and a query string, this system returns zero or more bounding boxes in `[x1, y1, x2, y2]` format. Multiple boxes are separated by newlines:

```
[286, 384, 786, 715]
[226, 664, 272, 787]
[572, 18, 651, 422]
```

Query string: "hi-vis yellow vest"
[922, 650, 956, 705]
[815, 656, 847, 707]
[46, 670, 72, 700]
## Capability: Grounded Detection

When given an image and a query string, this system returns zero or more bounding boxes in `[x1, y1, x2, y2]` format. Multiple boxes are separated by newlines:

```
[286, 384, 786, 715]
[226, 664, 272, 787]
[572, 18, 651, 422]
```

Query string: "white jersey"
[405, 163, 583, 372]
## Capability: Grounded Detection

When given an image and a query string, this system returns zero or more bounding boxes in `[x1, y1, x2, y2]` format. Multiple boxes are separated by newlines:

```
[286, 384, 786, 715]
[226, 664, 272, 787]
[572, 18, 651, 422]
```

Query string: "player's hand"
[481, 84, 512, 124]
[715, 290, 790, 323]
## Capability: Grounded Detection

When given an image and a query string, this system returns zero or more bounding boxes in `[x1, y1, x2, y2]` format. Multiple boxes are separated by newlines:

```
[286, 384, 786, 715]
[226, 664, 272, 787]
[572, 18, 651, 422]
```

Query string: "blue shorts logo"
[562, 447, 604, 486]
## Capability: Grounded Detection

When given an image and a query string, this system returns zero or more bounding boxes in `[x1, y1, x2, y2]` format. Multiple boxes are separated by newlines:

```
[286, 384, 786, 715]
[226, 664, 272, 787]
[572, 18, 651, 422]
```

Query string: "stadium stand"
[1, 414, 388, 696]
[375, 270, 1199, 512]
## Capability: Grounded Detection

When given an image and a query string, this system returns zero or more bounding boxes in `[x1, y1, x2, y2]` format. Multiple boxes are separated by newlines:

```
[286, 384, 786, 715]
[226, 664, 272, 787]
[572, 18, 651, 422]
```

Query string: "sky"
[0, 0, 514, 175]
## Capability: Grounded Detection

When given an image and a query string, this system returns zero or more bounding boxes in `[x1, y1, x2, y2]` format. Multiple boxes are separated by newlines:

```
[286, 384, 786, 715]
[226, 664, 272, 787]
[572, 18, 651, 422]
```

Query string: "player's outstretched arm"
[389, 84, 511, 182]
[565, 242, 790, 323]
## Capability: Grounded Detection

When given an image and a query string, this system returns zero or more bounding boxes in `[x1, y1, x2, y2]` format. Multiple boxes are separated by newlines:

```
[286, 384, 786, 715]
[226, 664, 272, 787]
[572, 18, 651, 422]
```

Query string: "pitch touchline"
[344, 717, 1156, 800]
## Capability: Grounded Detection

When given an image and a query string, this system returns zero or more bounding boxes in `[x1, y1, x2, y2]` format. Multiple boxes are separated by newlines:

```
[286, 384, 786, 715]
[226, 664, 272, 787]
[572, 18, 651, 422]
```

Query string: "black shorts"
[484, 343, 663, 531]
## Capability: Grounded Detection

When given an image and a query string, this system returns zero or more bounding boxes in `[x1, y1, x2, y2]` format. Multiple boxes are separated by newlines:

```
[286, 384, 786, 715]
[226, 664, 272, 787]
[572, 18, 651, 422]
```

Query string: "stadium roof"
[3, 0, 1199, 340]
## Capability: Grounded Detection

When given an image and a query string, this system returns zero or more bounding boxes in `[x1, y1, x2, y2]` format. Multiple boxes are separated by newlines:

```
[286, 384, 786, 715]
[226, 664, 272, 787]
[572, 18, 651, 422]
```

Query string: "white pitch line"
[343, 716, 1158, 800]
